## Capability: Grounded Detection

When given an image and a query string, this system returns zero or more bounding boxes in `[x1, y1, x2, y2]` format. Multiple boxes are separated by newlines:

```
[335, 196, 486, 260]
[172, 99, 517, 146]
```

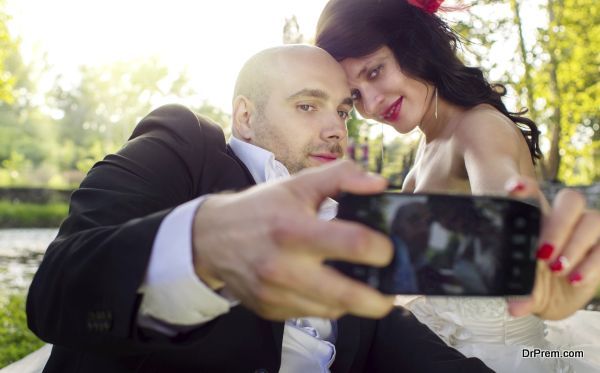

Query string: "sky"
[5, 0, 545, 144]
[6, 0, 329, 112]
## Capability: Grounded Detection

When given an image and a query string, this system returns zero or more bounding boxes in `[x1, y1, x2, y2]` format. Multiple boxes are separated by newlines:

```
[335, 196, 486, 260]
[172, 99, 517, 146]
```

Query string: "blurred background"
[0, 0, 598, 367]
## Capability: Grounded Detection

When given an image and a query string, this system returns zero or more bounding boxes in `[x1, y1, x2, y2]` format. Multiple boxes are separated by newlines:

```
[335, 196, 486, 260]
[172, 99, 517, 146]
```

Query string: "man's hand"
[191, 160, 395, 321]
[506, 177, 600, 320]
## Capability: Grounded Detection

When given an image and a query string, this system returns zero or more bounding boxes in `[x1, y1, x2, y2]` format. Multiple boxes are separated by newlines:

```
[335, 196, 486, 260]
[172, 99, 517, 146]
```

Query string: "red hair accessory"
[407, 0, 444, 14]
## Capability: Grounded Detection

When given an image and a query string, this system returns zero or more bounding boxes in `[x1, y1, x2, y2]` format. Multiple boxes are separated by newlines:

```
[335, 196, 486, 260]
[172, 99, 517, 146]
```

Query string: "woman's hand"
[505, 177, 600, 320]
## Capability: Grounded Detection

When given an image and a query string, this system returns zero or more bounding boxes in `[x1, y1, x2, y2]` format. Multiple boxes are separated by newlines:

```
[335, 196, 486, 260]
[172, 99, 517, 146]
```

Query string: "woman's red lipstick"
[381, 97, 403, 122]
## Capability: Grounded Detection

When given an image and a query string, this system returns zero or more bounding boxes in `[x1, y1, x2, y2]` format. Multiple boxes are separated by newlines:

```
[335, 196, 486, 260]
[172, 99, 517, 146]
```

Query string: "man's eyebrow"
[286, 89, 329, 101]
[287, 89, 353, 107]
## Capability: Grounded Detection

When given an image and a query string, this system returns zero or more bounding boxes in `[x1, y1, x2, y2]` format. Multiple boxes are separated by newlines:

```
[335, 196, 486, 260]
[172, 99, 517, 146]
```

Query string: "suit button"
[86, 310, 113, 332]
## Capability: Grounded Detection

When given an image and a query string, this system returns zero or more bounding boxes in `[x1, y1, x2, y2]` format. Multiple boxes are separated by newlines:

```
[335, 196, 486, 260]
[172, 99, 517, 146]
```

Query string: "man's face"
[393, 203, 431, 252]
[251, 52, 352, 174]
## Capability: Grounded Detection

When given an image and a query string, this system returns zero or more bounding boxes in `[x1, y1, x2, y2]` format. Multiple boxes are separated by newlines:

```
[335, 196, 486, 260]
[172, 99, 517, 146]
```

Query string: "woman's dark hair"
[316, 0, 542, 163]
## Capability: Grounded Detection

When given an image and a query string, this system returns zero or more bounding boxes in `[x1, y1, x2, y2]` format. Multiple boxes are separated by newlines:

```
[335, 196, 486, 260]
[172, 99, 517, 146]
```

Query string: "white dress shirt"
[138, 136, 338, 372]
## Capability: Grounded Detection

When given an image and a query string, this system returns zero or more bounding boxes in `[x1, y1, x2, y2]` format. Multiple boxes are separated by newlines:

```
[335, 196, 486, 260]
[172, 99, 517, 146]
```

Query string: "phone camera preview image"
[333, 192, 541, 296]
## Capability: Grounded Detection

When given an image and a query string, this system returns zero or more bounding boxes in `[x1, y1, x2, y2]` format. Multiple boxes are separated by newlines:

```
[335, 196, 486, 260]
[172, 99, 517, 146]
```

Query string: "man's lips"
[381, 97, 403, 122]
[310, 153, 340, 163]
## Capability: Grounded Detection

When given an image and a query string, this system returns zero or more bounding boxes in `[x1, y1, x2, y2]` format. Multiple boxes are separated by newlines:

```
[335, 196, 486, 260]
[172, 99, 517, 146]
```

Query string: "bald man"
[27, 45, 491, 372]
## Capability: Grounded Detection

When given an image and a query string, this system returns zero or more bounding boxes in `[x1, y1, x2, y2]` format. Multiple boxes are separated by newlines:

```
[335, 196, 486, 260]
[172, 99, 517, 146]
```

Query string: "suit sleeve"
[26, 104, 225, 354]
[364, 307, 493, 372]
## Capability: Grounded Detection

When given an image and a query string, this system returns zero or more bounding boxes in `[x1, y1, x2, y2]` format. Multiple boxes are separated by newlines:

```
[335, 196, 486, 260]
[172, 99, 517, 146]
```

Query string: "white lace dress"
[397, 296, 600, 372]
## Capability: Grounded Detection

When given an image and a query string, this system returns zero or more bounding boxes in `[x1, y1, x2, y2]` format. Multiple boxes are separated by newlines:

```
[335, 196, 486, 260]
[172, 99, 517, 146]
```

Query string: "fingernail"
[550, 256, 569, 272]
[506, 180, 526, 193]
[536, 243, 554, 260]
[568, 272, 583, 284]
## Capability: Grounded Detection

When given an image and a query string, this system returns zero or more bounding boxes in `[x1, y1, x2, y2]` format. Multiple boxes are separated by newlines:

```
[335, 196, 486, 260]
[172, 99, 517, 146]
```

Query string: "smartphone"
[331, 192, 540, 296]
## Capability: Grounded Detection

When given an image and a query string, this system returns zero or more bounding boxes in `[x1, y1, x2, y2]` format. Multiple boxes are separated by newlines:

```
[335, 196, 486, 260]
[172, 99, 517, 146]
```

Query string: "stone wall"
[0, 183, 598, 207]
[0, 188, 72, 204]
[543, 182, 600, 210]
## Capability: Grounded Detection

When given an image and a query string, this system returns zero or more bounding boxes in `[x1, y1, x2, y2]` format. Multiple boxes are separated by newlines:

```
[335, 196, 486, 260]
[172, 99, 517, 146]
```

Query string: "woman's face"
[339, 46, 434, 133]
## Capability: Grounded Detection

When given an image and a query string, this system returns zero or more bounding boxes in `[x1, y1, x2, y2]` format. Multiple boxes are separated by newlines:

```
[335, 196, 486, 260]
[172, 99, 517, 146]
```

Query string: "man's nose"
[322, 114, 347, 142]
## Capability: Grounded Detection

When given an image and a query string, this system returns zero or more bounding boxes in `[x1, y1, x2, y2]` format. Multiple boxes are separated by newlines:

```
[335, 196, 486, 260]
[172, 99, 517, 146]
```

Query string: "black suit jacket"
[27, 104, 492, 372]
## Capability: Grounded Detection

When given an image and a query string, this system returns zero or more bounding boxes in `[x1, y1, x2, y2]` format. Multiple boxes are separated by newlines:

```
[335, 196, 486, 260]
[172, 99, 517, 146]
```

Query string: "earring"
[435, 88, 438, 119]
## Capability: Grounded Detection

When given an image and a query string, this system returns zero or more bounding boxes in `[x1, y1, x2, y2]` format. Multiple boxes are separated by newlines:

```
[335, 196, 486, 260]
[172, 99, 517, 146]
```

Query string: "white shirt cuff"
[138, 196, 234, 326]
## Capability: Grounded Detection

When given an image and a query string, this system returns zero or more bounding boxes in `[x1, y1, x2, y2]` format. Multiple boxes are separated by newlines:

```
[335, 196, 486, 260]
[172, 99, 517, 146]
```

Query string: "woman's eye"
[351, 89, 361, 101]
[368, 65, 383, 80]
[338, 111, 350, 120]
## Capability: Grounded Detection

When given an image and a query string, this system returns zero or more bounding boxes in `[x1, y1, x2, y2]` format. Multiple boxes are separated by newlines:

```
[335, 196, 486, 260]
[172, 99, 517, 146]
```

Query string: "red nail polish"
[536, 243, 554, 260]
[550, 257, 565, 272]
[569, 272, 583, 284]
[510, 182, 526, 193]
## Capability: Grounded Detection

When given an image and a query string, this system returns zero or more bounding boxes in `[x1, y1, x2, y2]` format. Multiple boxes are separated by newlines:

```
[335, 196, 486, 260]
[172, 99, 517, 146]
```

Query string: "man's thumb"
[286, 160, 388, 206]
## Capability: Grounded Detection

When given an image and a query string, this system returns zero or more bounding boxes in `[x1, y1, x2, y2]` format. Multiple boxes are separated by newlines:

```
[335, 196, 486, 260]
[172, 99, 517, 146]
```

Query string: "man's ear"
[232, 95, 256, 141]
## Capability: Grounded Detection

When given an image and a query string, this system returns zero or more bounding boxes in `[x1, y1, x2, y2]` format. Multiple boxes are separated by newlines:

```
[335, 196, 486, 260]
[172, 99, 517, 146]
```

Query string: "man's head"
[232, 45, 352, 174]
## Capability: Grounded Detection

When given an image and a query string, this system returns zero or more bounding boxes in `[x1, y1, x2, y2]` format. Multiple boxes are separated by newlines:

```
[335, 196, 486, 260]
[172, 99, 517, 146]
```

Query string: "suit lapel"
[226, 144, 255, 185]
[227, 143, 286, 360]
[330, 316, 361, 373]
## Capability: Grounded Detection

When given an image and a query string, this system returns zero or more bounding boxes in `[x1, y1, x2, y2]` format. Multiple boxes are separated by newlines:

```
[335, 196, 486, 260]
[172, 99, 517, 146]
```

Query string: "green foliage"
[451, 0, 599, 185]
[534, 0, 600, 183]
[0, 0, 18, 104]
[346, 108, 363, 141]
[0, 30, 208, 187]
[0, 200, 68, 228]
[49, 58, 192, 153]
[0, 2, 597, 188]
[190, 100, 232, 137]
[0, 292, 44, 367]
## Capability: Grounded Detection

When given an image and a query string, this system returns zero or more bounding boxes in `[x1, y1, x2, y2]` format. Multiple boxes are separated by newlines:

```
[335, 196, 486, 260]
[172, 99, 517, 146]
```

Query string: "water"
[0, 229, 58, 294]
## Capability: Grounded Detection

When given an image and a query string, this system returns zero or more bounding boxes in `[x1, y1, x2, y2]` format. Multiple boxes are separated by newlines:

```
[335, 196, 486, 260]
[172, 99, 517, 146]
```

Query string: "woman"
[316, 0, 600, 371]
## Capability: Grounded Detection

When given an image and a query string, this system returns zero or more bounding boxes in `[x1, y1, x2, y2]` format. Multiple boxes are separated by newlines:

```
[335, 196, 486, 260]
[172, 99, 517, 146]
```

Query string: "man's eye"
[298, 104, 315, 111]
[338, 111, 350, 120]
[351, 89, 361, 101]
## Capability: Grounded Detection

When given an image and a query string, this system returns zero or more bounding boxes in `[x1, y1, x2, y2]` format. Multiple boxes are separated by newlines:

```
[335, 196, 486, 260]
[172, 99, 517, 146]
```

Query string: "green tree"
[450, 0, 599, 184]
[283, 16, 304, 44]
[191, 100, 232, 138]
[48, 58, 196, 178]
[533, 0, 599, 183]
[0, 3, 57, 187]
[0, 0, 17, 104]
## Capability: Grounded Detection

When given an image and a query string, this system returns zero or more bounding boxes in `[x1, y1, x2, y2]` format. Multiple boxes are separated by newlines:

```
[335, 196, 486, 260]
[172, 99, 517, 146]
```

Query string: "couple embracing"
[26, 0, 600, 372]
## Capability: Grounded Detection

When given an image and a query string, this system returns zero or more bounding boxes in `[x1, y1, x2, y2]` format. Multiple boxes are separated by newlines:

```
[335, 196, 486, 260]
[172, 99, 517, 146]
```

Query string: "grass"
[0, 292, 45, 368]
[0, 286, 595, 369]
[0, 200, 68, 228]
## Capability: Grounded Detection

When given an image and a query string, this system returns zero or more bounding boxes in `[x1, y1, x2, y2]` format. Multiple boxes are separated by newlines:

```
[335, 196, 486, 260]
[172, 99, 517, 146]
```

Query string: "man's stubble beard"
[253, 116, 344, 175]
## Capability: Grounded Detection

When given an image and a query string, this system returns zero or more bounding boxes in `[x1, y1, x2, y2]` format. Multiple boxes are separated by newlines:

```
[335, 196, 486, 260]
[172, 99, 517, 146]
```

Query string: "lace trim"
[402, 296, 547, 347]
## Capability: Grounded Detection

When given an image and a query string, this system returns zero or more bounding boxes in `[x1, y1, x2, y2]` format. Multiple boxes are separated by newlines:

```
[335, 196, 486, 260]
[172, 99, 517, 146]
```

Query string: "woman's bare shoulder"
[454, 104, 521, 142]
[451, 104, 523, 159]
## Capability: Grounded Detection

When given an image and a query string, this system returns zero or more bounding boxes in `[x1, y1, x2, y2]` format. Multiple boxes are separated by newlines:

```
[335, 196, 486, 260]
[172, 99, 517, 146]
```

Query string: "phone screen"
[334, 193, 540, 296]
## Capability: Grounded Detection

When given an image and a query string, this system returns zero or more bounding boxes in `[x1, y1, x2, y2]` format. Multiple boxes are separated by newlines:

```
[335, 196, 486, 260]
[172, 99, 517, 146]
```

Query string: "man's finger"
[286, 160, 387, 207]
[271, 218, 393, 266]
[257, 256, 394, 319]
[244, 281, 347, 321]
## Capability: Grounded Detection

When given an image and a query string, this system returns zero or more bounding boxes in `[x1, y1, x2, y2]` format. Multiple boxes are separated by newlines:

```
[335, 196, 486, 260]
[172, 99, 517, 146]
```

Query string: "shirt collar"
[228, 136, 338, 221]
[229, 136, 290, 183]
